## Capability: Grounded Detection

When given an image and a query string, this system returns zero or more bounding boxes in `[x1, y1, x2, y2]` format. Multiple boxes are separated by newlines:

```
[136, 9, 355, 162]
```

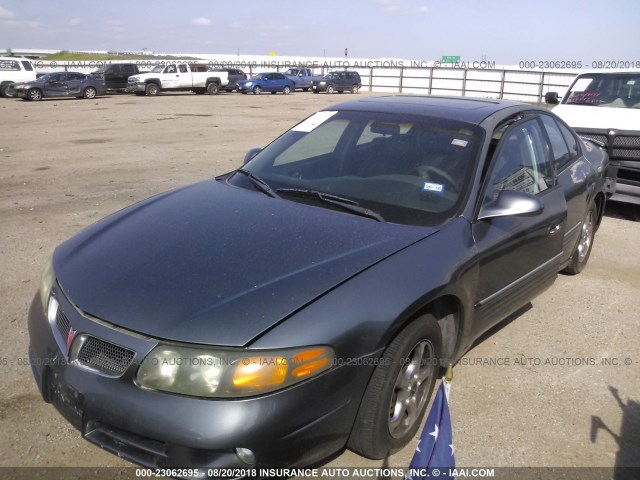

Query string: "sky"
[1, 0, 639, 64]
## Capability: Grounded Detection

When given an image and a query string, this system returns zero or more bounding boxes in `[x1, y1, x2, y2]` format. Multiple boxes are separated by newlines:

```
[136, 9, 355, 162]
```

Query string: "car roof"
[324, 95, 542, 125]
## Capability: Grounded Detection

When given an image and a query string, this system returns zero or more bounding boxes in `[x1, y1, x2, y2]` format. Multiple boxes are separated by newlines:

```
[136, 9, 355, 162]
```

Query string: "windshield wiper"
[276, 188, 385, 222]
[233, 169, 280, 198]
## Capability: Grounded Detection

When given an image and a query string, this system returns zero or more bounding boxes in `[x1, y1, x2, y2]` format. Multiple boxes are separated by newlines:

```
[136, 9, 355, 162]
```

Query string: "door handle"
[549, 223, 561, 235]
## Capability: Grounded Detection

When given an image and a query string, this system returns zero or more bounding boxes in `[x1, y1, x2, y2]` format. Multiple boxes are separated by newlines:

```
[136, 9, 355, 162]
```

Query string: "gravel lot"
[0, 92, 638, 475]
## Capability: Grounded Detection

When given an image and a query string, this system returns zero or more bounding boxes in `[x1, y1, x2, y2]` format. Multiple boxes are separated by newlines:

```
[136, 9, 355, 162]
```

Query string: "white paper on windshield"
[292, 111, 338, 132]
[572, 78, 593, 93]
[451, 138, 468, 147]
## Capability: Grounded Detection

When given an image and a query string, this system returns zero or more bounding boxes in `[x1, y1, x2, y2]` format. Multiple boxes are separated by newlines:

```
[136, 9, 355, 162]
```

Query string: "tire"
[145, 83, 160, 96]
[312, 90, 319, 94]
[253, 86, 262, 95]
[563, 200, 597, 275]
[270, 91, 277, 95]
[348, 315, 442, 459]
[351, 84, 359, 94]
[83, 87, 97, 99]
[0, 82, 13, 98]
[28, 88, 42, 101]
[283, 85, 291, 95]
[207, 82, 219, 95]
[326, 84, 335, 94]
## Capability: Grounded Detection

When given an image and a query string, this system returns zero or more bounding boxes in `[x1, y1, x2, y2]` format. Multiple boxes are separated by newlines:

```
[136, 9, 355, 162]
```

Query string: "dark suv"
[209, 68, 247, 92]
[90, 63, 140, 92]
[311, 71, 362, 94]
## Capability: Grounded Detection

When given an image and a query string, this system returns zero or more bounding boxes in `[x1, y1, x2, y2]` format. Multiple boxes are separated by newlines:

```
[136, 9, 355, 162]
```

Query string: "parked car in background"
[0, 56, 37, 97]
[29, 96, 609, 471]
[311, 71, 362, 94]
[209, 68, 247, 92]
[126, 63, 229, 96]
[237, 72, 294, 95]
[11, 72, 106, 101]
[90, 63, 140, 92]
[546, 71, 640, 205]
[283, 68, 322, 91]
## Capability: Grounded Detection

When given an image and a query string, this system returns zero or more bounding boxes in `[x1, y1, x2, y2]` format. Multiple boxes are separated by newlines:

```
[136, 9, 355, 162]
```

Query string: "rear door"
[176, 64, 193, 87]
[539, 114, 591, 260]
[472, 116, 567, 333]
[120, 64, 138, 89]
[65, 73, 85, 96]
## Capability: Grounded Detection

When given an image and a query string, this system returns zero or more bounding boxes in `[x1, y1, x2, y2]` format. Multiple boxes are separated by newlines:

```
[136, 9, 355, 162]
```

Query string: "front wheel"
[0, 82, 14, 97]
[28, 88, 43, 101]
[207, 82, 219, 95]
[326, 84, 335, 94]
[253, 86, 262, 95]
[283, 85, 291, 95]
[83, 87, 97, 99]
[348, 315, 442, 459]
[563, 200, 598, 275]
[351, 84, 359, 94]
[145, 83, 160, 96]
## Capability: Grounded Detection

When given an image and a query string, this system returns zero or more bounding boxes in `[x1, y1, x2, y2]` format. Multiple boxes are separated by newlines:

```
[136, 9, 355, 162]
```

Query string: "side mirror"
[243, 147, 262, 165]
[544, 92, 559, 105]
[478, 190, 544, 221]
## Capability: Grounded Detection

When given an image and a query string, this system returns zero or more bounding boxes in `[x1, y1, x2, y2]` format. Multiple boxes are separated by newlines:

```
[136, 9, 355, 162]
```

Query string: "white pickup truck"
[0, 57, 38, 97]
[126, 63, 229, 96]
[546, 70, 640, 205]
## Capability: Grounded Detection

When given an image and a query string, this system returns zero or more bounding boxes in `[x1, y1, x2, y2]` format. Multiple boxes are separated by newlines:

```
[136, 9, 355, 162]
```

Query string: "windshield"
[564, 73, 640, 108]
[231, 110, 482, 226]
[150, 65, 165, 73]
[250, 74, 266, 80]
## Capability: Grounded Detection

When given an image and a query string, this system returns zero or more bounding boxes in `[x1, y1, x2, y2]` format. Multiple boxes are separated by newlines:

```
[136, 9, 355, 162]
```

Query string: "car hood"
[54, 180, 436, 346]
[553, 104, 640, 131]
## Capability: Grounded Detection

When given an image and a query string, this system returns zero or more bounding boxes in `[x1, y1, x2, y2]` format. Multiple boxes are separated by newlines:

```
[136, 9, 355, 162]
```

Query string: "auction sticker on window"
[292, 111, 338, 132]
[423, 182, 445, 193]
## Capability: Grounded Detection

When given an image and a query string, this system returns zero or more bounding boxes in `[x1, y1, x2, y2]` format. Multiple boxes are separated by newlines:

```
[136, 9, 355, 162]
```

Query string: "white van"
[0, 57, 38, 97]
[546, 71, 640, 205]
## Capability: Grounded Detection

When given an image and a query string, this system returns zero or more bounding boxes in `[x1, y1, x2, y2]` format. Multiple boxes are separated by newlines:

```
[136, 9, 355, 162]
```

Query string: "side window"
[21, 61, 34, 71]
[122, 64, 136, 74]
[558, 123, 580, 160]
[179, 64, 188, 73]
[487, 119, 553, 199]
[0, 60, 19, 71]
[166, 65, 176, 74]
[539, 115, 572, 171]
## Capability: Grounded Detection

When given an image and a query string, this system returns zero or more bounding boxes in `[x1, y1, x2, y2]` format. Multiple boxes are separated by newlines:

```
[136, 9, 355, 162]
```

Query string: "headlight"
[137, 345, 334, 398]
[129, 77, 140, 83]
[319, 81, 326, 85]
[244, 81, 253, 87]
[39, 254, 55, 310]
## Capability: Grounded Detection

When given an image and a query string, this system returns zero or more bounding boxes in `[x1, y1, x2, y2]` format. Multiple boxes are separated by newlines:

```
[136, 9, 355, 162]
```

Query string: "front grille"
[55, 308, 71, 340]
[615, 136, 640, 148]
[76, 337, 135, 375]
[576, 130, 640, 163]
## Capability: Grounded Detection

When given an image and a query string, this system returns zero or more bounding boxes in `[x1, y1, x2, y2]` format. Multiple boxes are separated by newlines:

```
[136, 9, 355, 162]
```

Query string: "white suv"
[0, 57, 38, 97]
[546, 71, 640, 205]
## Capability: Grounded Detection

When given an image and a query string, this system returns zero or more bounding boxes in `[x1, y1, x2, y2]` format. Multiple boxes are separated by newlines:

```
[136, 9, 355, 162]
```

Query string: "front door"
[472, 117, 567, 334]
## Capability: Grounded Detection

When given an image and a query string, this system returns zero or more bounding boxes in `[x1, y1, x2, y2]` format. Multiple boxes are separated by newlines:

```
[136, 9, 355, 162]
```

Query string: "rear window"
[0, 60, 20, 71]
[21, 61, 34, 71]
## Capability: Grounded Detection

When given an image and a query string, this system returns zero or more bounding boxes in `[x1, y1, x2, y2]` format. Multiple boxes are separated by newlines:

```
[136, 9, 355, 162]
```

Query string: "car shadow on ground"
[605, 202, 640, 222]
[591, 386, 640, 479]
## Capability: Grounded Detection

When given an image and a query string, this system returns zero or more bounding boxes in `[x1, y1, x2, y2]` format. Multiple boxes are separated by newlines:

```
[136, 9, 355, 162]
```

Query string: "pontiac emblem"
[66, 328, 77, 352]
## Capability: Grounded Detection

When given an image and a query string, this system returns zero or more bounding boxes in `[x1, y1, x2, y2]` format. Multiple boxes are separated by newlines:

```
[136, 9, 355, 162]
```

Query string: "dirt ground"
[0, 91, 638, 475]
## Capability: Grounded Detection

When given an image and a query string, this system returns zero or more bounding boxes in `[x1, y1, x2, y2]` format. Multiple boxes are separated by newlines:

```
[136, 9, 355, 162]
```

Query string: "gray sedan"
[12, 72, 106, 101]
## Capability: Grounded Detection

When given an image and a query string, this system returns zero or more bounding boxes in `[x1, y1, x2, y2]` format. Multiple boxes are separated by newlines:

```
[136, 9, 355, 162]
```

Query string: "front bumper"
[311, 84, 328, 92]
[125, 83, 146, 93]
[28, 287, 372, 469]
